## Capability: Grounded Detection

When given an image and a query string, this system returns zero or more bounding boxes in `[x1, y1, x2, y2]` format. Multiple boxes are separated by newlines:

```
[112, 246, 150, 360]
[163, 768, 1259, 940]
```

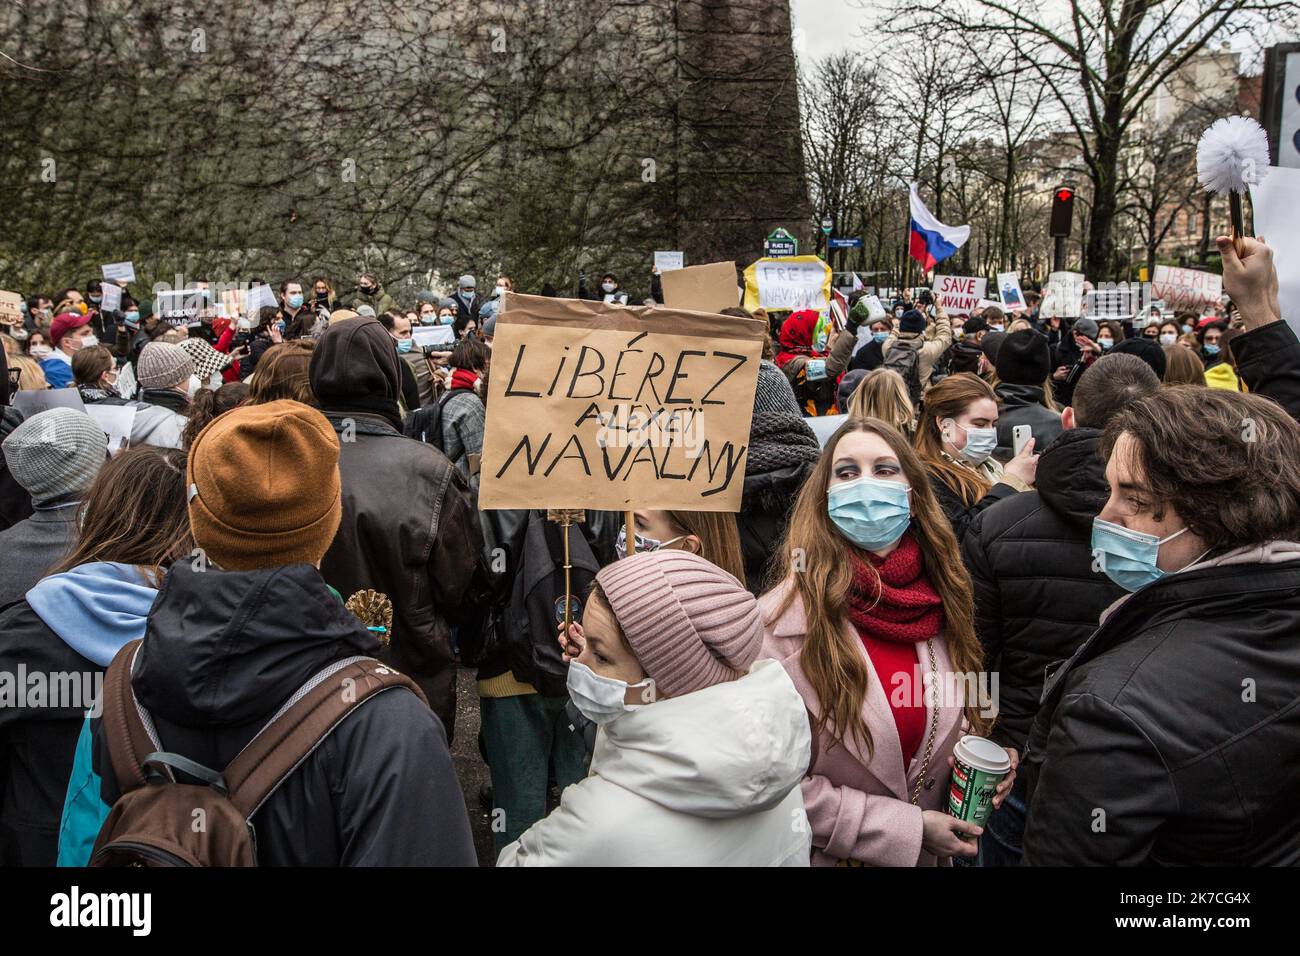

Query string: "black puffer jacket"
[992, 383, 1062, 463]
[1022, 551, 1300, 865]
[1232, 320, 1300, 423]
[93, 562, 476, 866]
[961, 427, 1124, 752]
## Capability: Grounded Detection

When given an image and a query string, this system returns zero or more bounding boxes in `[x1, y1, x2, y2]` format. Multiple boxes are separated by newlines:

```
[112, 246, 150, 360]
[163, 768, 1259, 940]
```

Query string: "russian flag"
[909, 183, 970, 273]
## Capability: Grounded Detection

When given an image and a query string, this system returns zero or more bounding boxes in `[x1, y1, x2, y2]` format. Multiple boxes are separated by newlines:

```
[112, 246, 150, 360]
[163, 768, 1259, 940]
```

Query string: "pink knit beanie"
[595, 549, 763, 698]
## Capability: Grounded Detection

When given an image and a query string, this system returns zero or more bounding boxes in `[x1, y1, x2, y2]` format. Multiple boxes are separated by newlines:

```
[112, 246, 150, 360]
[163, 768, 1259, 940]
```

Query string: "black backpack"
[883, 343, 924, 405]
[403, 386, 475, 452]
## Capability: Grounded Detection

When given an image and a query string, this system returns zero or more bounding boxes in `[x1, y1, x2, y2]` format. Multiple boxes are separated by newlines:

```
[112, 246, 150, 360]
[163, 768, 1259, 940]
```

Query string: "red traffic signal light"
[1050, 184, 1075, 238]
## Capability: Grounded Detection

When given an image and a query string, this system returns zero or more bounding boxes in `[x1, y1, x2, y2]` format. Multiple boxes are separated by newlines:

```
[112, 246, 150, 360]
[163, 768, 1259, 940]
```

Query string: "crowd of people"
[1, 233, 1298, 867]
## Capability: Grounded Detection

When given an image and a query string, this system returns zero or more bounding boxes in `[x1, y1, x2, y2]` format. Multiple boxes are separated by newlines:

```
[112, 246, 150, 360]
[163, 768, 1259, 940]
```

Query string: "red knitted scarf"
[450, 368, 479, 391]
[845, 532, 945, 644]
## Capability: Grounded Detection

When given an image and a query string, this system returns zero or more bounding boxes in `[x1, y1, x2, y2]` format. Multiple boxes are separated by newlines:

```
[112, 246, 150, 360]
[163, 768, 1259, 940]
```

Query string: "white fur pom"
[1196, 115, 1271, 195]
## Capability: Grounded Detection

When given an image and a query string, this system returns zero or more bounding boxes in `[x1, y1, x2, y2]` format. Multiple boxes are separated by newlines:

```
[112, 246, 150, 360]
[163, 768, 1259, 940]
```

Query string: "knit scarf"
[845, 532, 944, 644]
[450, 368, 479, 392]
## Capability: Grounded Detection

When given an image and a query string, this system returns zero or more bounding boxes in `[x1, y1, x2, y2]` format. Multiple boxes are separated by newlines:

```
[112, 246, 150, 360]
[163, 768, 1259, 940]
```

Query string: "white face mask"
[601, 282, 616, 293]
[1159, 332, 1177, 346]
[614, 528, 684, 560]
[566, 660, 656, 725]
[946, 419, 998, 464]
[30, 345, 52, 359]
[79, 335, 99, 349]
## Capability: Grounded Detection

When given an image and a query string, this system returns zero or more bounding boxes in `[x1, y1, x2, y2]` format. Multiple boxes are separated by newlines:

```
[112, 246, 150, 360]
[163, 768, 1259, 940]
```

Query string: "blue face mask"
[1098, 338, 1113, 350]
[1090, 518, 1191, 592]
[420, 314, 437, 325]
[288, 294, 304, 309]
[827, 475, 912, 552]
[396, 338, 414, 353]
[872, 330, 889, 344]
[124, 310, 140, 326]
[1204, 343, 1220, 355]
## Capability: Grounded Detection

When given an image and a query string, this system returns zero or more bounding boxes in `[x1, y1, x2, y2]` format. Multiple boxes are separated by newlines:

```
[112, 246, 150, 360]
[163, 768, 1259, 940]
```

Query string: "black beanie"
[899, 309, 926, 334]
[994, 330, 1051, 386]
[1112, 336, 1167, 379]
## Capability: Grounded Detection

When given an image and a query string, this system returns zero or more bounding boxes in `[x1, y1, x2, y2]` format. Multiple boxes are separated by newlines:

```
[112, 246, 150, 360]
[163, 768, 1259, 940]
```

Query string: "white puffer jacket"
[497, 659, 813, 867]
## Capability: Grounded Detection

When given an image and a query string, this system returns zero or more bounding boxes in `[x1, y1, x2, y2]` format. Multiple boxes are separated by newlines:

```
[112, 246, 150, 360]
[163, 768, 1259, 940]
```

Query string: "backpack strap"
[222, 657, 428, 820]
[100, 639, 163, 795]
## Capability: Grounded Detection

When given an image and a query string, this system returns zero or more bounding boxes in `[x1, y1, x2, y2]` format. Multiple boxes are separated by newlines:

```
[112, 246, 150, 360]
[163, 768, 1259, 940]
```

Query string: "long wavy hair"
[914, 373, 998, 507]
[769, 417, 987, 755]
[663, 510, 746, 583]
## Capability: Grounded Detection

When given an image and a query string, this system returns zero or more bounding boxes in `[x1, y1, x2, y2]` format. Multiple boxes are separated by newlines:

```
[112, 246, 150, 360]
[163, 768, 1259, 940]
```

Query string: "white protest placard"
[996, 272, 1026, 311]
[99, 282, 122, 313]
[411, 325, 455, 349]
[863, 295, 887, 321]
[931, 275, 987, 315]
[156, 288, 207, 323]
[1252, 164, 1300, 335]
[101, 261, 136, 284]
[742, 256, 832, 313]
[85, 404, 136, 454]
[1041, 271, 1086, 319]
[243, 283, 278, 317]
[1149, 266, 1222, 311]
[654, 251, 685, 272]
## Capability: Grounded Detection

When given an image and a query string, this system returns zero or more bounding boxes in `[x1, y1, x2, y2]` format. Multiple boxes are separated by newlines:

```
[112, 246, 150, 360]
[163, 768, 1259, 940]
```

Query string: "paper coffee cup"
[948, 735, 1010, 832]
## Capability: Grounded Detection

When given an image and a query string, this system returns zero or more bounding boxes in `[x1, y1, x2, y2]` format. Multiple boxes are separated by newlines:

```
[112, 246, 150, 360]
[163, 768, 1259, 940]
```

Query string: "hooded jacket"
[90, 561, 476, 866]
[310, 318, 491, 737]
[991, 382, 1062, 463]
[1022, 543, 1300, 866]
[76, 390, 186, 450]
[496, 659, 812, 866]
[960, 428, 1125, 752]
[0, 562, 157, 866]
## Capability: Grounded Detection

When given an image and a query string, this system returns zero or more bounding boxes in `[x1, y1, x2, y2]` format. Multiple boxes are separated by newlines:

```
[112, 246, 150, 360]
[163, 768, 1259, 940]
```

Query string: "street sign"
[828, 237, 862, 249]
[820, 217, 833, 235]
[764, 227, 798, 258]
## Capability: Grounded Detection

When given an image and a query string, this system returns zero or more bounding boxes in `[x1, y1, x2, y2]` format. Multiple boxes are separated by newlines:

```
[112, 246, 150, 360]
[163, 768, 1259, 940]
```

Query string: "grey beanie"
[356, 304, 377, 317]
[1, 407, 107, 505]
[458, 274, 476, 290]
[439, 297, 458, 311]
[752, 359, 803, 419]
[415, 289, 437, 304]
[482, 313, 497, 337]
[1072, 317, 1099, 341]
[137, 341, 195, 389]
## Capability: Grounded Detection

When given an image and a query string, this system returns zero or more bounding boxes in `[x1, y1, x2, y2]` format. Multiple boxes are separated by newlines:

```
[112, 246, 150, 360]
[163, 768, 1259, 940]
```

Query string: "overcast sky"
[790, 0, 863, 65]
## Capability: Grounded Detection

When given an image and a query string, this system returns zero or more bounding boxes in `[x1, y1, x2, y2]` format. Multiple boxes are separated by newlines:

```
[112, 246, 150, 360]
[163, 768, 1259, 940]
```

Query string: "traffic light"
[1049, 184, 1075, 238]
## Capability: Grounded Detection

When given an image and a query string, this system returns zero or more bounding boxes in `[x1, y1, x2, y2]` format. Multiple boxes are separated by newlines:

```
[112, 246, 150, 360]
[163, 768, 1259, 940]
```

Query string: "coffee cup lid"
[954, 735, 1011, 774]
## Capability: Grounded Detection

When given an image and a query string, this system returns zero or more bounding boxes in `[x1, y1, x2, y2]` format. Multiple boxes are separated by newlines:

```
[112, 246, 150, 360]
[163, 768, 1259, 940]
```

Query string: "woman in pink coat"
[759, 417, 1016, 866]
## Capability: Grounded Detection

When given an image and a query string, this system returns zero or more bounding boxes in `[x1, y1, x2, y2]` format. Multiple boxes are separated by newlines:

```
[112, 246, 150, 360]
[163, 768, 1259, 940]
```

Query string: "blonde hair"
[847, 368, 915, 437]
[1162, 343, 1206, 387]
[11, 355, 48, 390]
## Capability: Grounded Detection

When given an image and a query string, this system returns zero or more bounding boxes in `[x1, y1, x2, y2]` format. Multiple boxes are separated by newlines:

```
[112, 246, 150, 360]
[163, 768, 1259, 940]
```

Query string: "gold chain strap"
[909, 639, 939, 806]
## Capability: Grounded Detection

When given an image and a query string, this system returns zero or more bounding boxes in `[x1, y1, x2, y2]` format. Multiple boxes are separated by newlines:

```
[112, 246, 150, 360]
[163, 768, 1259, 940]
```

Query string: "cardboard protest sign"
[660, 261, 738, 314]
[480, 293, 765, 512]
[1149, 266, 1222, 310]
[654, 251, 685, 272]
[742, 256, 832, 313]
[411, 325, 455, 349]
[1252, 165, 1300, 335]
[101, 261, 136, 284]
[99, 282, 122, 313]
[931, 275, 987, 315]
[1041, 271, 1086, 319]
[996, 272, 1025, 311]
[0, 290, 23, 325]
